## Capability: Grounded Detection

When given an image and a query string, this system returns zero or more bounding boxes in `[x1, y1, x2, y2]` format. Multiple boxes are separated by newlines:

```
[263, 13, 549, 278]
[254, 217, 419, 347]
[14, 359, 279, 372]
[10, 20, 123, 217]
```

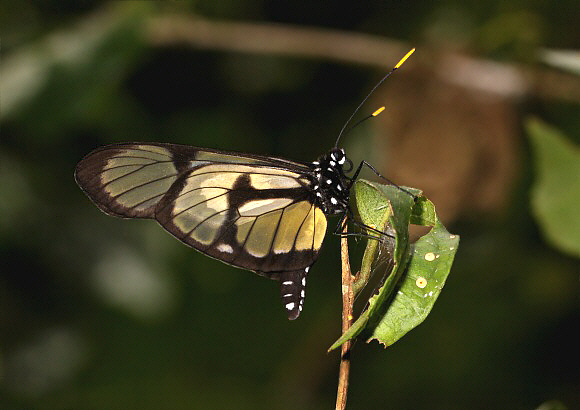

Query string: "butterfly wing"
[74, 143, 310, 218]
[75, 143, 326, 319]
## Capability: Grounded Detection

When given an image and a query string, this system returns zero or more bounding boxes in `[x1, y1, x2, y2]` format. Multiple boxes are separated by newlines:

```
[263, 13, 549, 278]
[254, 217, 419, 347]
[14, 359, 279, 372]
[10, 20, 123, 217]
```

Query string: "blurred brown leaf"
[375, 64, 520, 223]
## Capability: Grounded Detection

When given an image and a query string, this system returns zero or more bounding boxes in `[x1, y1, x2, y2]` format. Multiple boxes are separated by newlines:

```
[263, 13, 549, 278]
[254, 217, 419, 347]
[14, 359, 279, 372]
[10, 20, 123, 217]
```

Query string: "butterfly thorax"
[311, 148, 350, 215]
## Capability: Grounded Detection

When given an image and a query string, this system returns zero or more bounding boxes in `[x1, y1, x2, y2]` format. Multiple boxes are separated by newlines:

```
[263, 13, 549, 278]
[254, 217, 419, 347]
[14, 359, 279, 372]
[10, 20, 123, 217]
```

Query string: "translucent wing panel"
[154, 164, 327, 274]
[75, 144, 179, 218]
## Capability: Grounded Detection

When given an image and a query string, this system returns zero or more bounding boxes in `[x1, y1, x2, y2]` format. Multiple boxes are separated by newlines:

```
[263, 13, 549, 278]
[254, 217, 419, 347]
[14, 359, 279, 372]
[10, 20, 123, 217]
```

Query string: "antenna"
[334, 48, 415, 148]
[340, 106, 385, 138]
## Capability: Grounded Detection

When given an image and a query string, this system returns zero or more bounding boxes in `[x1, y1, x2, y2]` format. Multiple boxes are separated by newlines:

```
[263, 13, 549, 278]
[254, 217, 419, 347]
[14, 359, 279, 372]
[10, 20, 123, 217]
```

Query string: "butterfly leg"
[347, 160, 417, 200]
[332, 208, 395, 241]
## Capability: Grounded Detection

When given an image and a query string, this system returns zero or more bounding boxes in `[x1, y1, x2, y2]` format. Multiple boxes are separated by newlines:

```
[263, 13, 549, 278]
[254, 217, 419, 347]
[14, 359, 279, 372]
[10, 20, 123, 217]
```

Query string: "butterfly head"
[329, 147, 347, 166]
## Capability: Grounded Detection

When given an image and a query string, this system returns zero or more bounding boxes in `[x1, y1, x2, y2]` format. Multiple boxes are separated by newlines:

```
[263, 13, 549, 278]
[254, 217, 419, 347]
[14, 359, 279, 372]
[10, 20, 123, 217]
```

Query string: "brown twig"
[336, 221, 354, 410]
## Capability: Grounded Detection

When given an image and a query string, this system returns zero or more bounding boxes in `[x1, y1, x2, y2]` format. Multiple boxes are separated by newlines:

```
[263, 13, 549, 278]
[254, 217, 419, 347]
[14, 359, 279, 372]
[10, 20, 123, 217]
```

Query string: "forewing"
[75, 142, 311, 219]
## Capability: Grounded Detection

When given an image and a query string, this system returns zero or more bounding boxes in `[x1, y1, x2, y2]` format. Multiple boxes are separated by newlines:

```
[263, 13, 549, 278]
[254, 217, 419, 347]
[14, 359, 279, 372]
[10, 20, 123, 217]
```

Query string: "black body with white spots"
[311, 148, 351, 215]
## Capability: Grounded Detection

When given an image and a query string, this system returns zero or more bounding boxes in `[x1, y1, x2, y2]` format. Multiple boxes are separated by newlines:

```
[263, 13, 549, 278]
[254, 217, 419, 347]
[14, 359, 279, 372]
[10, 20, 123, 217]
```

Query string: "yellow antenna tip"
[372, 106, 386, 117]
[394, 48, 415, 69]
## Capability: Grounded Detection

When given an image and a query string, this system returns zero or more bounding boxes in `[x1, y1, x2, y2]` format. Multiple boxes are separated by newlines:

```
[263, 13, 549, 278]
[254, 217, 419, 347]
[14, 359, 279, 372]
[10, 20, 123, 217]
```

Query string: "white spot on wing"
[217, 243, 233, 254]
[282, 281, 293, 285]
[285, 302, 295, 310]
[273, 248, 290, 255]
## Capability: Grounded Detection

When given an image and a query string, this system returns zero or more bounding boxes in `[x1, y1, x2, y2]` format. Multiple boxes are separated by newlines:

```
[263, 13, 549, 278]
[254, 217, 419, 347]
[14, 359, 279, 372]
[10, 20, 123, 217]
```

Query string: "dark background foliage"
[1, 1, 579, 409]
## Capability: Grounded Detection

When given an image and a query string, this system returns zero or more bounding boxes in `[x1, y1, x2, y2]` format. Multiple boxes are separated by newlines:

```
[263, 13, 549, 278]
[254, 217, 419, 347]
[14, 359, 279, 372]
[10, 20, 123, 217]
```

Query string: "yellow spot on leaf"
[424, 252, 436, 261]
[416, 277, 428, 288]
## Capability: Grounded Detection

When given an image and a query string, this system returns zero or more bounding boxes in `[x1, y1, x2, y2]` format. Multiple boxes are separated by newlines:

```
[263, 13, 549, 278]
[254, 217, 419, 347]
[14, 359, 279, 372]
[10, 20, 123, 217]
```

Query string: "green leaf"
[329, 180, 459, 351]
[351, 182, 421, 295]
[526, 117, 580, 258]
[329, 181, 417, 351]
[366, 220, 459, 346]
[410, 196, 437, 226]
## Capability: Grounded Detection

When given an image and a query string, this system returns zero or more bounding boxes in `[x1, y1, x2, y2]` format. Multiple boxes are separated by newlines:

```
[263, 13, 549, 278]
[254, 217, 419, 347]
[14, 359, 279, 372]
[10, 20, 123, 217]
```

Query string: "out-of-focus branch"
[145, 15, 580, 103]
[146, 16, 411, 69]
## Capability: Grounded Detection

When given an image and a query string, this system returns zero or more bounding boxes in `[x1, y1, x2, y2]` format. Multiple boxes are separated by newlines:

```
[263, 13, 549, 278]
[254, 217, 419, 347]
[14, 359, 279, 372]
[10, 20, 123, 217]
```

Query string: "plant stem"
[336, 222, 354, 410]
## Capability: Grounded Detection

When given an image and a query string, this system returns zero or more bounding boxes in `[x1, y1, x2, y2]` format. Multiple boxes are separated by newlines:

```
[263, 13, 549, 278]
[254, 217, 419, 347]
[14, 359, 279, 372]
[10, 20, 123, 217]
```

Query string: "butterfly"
[74, 49, 415, 320]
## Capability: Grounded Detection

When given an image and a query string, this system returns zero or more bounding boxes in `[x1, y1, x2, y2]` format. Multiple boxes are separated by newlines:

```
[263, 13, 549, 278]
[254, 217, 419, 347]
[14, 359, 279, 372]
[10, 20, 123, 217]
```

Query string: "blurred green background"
[1, 1, 579, 409]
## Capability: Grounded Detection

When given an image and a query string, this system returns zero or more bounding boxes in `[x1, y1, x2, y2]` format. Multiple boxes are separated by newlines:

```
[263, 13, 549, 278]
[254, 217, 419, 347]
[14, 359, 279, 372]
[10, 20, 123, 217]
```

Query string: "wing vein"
[181, 209, 228, 241]
[232, 217, 258, 266]
[102, 163, 175, 189]
[164, 190, 231, 219]
[110, 173, 178, 200]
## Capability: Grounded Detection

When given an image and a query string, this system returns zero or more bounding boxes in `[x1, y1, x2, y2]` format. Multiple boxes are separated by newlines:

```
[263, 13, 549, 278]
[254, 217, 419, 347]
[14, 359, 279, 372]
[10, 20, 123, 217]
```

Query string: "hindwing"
[75, 143, 327, 319]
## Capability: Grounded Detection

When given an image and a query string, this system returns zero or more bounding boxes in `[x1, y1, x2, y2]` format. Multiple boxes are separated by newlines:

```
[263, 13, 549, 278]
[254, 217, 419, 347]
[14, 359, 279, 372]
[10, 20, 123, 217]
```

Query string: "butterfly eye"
[330, 148, 345, 163]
